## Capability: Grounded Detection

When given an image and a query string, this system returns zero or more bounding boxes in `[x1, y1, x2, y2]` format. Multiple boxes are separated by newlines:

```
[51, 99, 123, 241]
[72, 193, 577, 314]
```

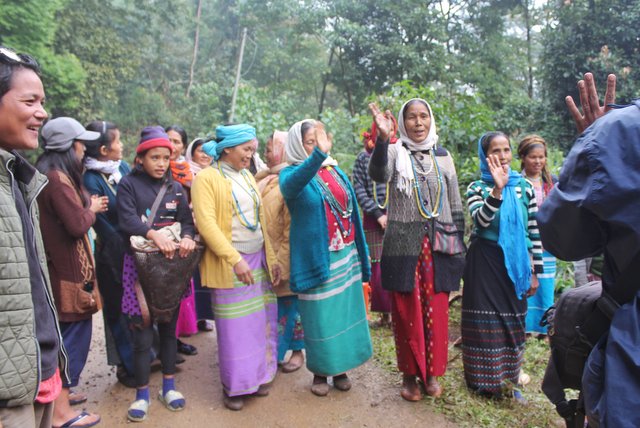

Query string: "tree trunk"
[524, 0, 533, 99]
[186, 0, 203, 97]
[318, 47, 335, 117]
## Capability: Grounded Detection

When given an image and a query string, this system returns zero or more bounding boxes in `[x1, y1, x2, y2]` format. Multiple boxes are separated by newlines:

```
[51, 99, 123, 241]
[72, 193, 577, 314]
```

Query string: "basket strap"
[147, 181, 169, 226]
[134, 280, 152, 328]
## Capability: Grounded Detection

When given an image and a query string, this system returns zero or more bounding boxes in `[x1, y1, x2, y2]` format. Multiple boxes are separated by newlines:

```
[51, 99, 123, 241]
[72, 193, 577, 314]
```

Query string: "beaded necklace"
[410, 150, 443, 219]
[372, 181, 389, 209]
[314, 167, 354, 238]
[217, 161, 260, 231]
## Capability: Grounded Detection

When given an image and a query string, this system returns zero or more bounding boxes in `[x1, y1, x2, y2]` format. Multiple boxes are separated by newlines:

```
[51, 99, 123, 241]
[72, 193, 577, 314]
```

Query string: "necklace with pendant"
[314, 167, 353, 237]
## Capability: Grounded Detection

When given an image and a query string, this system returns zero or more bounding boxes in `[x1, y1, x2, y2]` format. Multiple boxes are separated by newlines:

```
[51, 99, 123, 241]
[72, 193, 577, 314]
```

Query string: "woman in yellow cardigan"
[191, 124, 281, 411]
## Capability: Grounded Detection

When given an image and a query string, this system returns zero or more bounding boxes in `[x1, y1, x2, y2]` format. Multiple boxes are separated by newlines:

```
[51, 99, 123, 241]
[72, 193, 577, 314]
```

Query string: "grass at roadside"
[370, 299, 567, 428]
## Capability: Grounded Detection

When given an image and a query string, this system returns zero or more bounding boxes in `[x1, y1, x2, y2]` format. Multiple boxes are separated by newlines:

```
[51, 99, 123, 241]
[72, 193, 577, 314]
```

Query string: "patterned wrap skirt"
[461, 238, 526, 396]
[297, 244, 373, 376]
[277, 295, 305, 361]
[211, 249, 278, 396]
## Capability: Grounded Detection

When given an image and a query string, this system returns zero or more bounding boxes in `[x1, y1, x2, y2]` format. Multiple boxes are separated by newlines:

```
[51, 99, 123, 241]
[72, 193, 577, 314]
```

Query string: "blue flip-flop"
[54, 410, 101, 428]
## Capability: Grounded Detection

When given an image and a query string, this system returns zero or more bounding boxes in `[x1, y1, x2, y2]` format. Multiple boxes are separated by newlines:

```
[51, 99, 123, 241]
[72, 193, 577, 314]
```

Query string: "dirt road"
[80, 313, 456, 427]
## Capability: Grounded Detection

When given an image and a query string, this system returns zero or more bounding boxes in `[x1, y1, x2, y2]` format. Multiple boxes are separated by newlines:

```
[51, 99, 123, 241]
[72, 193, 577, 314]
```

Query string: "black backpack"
[540, 281, 620, 428]
[540, 249, 640, 428]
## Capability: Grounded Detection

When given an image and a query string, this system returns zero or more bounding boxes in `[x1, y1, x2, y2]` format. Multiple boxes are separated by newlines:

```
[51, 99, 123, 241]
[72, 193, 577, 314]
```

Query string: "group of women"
[35, 95, 558, 427]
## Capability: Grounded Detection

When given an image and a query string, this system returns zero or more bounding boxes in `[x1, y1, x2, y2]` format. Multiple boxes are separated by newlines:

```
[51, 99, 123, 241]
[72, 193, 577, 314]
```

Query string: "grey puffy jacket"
[0, 148, 68, 407]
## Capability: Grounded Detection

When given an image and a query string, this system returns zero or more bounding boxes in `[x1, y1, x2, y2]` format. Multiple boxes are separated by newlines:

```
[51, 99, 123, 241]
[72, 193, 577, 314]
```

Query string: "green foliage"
[541, 0, 640, 150]
[0, 0, 86, 116]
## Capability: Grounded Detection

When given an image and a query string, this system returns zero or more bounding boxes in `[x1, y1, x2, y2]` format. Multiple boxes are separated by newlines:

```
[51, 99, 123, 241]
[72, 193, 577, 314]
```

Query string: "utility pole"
[229, 28, 247, 123]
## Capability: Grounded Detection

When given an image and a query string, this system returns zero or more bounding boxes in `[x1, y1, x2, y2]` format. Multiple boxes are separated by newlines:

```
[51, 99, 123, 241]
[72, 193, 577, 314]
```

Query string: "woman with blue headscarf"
[461, 131, 543, 402]
[191, 124, 281, 411]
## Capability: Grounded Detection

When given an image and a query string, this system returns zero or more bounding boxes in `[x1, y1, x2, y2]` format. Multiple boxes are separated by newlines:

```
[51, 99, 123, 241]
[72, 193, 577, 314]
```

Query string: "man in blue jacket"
[538, 73, 640, 428]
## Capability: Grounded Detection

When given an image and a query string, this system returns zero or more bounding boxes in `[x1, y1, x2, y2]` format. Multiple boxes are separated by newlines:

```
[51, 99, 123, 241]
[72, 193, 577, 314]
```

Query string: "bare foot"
[401, 375, 422, 402]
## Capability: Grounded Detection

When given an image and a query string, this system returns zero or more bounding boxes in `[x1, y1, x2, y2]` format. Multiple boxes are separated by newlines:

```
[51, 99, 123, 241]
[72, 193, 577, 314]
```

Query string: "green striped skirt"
[297, 244, 372, 376]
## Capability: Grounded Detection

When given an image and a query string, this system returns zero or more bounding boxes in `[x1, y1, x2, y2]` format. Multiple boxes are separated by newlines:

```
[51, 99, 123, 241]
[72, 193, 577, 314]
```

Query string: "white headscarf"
[185, 137, 209, 175]
[394, 98, 439, 196]
[285, 119, 338, 167]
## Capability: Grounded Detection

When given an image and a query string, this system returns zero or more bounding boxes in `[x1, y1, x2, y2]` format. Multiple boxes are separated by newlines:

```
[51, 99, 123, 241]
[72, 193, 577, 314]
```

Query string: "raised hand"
[314, 122, 332, 154]
[565, 72, 616, 134]
[368, 102, 393, 142]
[487, 154, 509, 190]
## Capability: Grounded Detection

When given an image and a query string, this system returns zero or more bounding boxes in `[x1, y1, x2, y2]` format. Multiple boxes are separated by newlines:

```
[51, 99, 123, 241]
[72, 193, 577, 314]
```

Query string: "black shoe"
[116, 366, 137, 388]
[177, 339, 198, 356]
[197, 319, 214, 332]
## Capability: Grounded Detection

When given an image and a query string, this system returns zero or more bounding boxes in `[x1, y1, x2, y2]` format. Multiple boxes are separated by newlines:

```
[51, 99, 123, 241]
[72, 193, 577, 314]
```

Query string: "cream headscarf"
[256, 130, 289, 192]
[394, 98, 439, 196]
[185, 137, 209, 175]
[285, 119, 338, 167]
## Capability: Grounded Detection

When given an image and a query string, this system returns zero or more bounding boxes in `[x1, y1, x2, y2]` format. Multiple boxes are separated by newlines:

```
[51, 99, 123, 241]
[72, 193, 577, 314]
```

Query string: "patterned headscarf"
[270, 131, 288, 166]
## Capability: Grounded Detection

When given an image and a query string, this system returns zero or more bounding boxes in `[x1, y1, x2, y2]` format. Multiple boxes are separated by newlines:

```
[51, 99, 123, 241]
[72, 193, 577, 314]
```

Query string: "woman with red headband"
[352, 119, 398, 328]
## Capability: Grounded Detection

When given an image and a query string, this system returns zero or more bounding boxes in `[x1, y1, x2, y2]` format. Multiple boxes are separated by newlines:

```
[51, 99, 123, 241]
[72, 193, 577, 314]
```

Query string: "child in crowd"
[116, 126, 196, 422]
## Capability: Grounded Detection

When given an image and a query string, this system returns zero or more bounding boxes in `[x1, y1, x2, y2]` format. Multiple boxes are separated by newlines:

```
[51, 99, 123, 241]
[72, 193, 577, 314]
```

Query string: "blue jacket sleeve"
[280, 147, 327, 200]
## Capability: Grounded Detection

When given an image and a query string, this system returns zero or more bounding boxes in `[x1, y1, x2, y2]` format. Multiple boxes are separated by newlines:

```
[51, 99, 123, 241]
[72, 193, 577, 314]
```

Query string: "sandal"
[127, 399, 149, 422]
[253, 383, 270, 397]
[333, 374, 352, 391]
[53, 410, 100, 428]
[281, 352, 304, 373]
[68, 390, 87, 406]
[158, 389, 186, 412]
[223, 392, 244, 411]
[518, 371, 531, 386]
[310, 375, 329, 397]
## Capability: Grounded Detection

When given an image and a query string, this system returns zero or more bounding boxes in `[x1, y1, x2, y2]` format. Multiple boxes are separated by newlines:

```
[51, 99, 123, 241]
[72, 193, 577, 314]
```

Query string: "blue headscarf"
[478, 132, 531, 299]
[202, 124, 256, 160]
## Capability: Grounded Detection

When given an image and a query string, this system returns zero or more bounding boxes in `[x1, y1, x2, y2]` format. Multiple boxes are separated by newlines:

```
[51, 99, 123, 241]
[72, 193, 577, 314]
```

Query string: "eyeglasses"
[0, 47, 40, 68]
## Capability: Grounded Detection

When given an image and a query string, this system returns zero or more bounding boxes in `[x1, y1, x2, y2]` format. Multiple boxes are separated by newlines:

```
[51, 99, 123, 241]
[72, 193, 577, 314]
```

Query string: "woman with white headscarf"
[279, 120, 372, 397]
[255, 131, 305, 373]
[368, 99, 466, 401]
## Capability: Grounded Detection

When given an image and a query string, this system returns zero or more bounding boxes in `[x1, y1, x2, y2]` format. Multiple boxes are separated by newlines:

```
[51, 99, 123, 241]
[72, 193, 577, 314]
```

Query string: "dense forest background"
[1, 0, 639, 179]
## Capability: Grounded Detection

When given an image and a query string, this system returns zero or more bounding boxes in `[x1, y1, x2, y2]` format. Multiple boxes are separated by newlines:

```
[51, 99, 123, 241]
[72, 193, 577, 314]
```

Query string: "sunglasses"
[0, 47, 39, 68]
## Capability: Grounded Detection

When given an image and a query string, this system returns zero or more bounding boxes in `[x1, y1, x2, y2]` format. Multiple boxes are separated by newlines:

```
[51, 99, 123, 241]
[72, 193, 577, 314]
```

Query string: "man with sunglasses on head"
[0, 46, 72, 428]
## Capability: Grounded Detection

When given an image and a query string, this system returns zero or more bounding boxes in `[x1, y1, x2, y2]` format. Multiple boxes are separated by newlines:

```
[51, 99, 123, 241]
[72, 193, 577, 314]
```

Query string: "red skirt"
[391, 235, 449, 381]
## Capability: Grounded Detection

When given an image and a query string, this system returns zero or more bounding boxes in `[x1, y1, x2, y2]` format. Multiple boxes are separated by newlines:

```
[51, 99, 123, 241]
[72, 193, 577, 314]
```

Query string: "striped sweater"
[466, 179, 543, 274]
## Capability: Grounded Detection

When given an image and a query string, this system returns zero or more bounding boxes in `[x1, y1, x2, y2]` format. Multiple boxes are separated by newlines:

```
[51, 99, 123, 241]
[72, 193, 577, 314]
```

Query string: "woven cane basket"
[132, 244, 204, 323]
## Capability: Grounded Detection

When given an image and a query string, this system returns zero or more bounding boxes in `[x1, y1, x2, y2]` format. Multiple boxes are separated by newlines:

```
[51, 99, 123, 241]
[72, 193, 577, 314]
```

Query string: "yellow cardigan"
[191, 166, 277, 289]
